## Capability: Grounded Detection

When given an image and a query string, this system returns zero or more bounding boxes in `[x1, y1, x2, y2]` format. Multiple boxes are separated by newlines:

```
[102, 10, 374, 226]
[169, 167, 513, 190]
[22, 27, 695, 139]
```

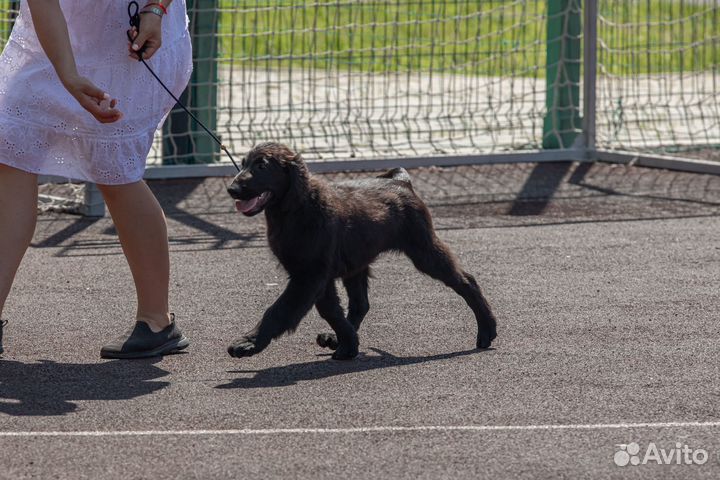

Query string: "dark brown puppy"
[226, 142, 497, 360]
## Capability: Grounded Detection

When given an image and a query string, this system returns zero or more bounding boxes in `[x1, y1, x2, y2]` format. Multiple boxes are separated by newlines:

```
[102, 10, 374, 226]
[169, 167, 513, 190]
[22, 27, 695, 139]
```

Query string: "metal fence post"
[543, 0, 582, 149]
[80, 183, 106, 217]
[582, 0, 598, 159]
[162, 0, 219, 164]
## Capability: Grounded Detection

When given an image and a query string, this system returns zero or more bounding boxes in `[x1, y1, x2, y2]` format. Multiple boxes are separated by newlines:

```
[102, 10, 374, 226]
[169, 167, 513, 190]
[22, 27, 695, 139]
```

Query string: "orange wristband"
[143, 2, 167, 14]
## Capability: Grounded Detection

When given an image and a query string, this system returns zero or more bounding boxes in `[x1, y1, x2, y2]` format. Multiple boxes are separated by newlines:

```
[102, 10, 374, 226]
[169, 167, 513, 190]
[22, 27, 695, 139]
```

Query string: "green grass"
[216, 0, 719, 76]
[598, 0, 720, 75]
[217, 1, 547, 76]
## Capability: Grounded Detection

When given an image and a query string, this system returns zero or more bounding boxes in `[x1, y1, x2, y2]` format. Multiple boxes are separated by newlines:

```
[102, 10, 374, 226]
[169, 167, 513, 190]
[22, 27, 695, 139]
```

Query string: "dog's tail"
[377, 167, 412, 185]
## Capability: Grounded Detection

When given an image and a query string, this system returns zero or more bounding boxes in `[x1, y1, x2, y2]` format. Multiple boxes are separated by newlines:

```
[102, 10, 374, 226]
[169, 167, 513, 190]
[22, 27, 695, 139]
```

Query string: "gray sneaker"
[100, 314, 189, 359]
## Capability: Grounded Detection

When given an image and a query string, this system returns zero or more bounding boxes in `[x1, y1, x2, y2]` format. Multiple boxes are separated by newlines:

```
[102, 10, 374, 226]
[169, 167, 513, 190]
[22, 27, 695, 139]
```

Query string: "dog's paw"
[227, 337, 263, 358]
[316, 333, 339, 350]
[476, 330, 497, 349]
[331, 343, 359, 361]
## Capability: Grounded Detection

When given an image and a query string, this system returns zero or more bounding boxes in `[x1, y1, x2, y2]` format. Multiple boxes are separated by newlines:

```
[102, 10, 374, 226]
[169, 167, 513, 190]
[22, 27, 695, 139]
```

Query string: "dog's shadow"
[0, 358, 170, 416]
[216, 347, 492, 389]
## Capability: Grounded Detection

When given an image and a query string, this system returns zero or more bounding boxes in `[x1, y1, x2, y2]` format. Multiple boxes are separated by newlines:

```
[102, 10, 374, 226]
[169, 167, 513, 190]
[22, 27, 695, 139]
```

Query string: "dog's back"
[328, 167, 422, 224]
[376, 167, 412, 185]
[329, 169, 416, 210]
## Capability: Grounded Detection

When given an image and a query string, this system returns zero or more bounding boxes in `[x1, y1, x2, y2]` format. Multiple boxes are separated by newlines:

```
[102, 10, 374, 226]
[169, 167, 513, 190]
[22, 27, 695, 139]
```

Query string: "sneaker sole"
[100, 336, 190, 360]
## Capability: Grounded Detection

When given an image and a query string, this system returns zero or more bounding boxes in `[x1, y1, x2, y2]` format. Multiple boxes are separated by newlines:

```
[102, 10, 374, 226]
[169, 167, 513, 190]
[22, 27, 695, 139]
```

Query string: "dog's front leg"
[228, 277, 326, 358]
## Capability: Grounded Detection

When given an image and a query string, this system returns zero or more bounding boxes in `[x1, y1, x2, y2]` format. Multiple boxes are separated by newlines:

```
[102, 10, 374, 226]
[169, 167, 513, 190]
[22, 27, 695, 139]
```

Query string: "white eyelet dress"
[0, 1, 193, 185]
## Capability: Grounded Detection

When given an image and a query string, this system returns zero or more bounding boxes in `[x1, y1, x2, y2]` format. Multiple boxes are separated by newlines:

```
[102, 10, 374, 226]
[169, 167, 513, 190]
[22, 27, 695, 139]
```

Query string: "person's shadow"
[0, 358, 171, 416]
[216, 347, 491, 389]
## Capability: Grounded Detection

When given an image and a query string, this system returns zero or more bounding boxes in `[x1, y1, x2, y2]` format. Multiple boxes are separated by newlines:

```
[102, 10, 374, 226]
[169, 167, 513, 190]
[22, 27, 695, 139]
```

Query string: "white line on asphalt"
[3, 421, 720, 437]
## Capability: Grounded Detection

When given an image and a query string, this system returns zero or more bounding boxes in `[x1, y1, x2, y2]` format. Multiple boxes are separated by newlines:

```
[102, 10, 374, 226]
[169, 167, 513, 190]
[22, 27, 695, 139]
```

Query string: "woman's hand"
[128, 12, 163, 60]
[62, 74, 123, 124]
[27, 0, 123, 124]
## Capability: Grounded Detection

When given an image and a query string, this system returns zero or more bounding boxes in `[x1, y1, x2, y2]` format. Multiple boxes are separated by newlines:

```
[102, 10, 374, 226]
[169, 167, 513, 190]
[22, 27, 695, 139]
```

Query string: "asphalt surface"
[2, 161, 720, 479]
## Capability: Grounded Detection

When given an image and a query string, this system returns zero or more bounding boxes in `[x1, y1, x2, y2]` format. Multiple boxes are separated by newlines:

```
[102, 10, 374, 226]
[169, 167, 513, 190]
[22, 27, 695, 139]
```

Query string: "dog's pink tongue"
[235, 197, 259, 213]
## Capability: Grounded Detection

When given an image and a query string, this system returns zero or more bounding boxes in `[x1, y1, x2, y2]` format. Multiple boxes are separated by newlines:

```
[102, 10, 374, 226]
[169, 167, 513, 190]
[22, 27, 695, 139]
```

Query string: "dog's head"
[227, 142, 309, 216]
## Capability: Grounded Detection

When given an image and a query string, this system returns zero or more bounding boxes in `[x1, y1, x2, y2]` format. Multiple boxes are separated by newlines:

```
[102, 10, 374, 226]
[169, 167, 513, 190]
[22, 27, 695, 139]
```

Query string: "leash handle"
[127, 2, 146, 57]
[126, 1, 241, 171]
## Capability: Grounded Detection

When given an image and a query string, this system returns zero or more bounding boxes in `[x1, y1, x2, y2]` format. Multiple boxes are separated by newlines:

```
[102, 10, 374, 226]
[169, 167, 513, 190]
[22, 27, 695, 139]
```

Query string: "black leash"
[127, 1, 241, 171]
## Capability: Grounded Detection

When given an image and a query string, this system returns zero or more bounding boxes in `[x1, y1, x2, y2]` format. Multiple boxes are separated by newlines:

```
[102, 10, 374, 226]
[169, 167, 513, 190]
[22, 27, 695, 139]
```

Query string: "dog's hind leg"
[403, 235, 497, 349]
[345, 269, 370, 330]
[315, 281, 359, 360]
[317, 269, 370, 351]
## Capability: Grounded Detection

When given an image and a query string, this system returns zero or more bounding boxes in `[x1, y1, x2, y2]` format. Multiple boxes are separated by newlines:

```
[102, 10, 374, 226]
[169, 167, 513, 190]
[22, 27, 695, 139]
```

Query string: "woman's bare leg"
[0, 165, 38, 319]
[97, 181, 171, 332]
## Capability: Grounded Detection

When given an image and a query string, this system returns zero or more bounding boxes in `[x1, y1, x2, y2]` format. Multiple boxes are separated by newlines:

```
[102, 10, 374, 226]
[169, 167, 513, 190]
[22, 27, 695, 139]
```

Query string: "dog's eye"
[256, 161, 267, 170]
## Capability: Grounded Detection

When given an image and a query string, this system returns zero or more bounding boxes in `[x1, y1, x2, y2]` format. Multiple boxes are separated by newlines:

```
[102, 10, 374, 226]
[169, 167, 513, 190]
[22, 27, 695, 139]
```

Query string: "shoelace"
[126, 1, 241, 172]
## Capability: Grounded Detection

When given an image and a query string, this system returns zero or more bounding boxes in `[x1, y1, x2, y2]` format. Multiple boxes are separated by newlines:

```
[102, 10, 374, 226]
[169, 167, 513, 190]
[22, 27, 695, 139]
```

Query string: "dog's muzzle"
[233, 191, 272, 216]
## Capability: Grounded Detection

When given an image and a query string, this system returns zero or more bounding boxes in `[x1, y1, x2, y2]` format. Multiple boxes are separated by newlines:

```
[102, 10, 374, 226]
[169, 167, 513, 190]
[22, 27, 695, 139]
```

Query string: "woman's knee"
[0, 164, 38, 186]
[0, 164, 39, 208]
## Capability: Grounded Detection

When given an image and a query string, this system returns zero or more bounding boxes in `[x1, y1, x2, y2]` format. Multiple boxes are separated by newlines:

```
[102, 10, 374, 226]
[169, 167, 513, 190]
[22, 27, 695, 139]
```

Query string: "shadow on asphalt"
[216, 347, 491, 389]
[34, 178, 258, 255]
[508, 162, 576, 216]
[0, 358, 170, 416]
[157, 179, 253, 248]
[31, 217, 103, 249]
[32, 162, 720, 254]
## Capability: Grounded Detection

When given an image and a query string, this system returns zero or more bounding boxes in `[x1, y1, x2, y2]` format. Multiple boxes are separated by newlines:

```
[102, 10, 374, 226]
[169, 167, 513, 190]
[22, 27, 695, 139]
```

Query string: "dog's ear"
[284, 153, 310, 201]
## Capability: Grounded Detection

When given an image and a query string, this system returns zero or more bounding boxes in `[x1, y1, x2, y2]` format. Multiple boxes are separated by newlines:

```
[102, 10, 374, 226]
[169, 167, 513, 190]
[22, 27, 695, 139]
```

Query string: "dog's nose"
[227, 184, 242, 199]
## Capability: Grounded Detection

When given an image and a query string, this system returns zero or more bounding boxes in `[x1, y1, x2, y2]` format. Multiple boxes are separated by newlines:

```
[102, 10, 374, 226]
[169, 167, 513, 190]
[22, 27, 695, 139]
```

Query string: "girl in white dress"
[0, 0, 193, 358]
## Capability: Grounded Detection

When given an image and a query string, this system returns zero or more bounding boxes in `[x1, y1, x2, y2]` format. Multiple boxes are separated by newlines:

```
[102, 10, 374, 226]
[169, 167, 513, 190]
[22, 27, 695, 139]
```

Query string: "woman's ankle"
[136, 312, 172, 332]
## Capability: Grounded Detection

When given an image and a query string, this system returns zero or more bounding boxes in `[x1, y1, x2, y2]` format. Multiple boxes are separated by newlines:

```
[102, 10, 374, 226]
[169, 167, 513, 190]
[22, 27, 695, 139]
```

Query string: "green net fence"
[596, 0, 720, 158]
[159, 0, 551, 165]
[0, 2, 16, 42]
